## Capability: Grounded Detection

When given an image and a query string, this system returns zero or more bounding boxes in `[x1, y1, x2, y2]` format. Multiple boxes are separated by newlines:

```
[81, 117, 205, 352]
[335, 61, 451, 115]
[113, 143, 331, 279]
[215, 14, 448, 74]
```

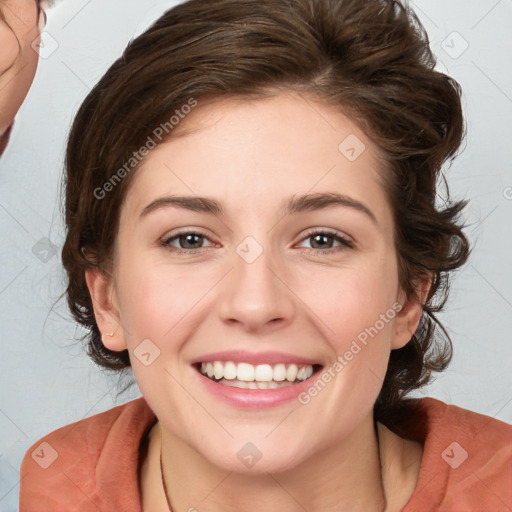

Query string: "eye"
[160, 228, 355, 256]
[296, 229, 355, 255]
[160, 230, 216, 254]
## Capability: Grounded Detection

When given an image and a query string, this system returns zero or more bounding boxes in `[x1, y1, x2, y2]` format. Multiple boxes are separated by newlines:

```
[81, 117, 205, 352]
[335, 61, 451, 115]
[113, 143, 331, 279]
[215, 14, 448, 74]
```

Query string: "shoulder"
[402, 397, 512, 511]
[19, 397, 157, 512]
[414, 396, 512, 453]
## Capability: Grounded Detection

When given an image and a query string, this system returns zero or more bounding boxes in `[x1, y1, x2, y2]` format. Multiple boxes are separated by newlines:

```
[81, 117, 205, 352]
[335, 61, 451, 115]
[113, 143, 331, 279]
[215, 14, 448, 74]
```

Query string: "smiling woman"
[19, 0, 512, 511]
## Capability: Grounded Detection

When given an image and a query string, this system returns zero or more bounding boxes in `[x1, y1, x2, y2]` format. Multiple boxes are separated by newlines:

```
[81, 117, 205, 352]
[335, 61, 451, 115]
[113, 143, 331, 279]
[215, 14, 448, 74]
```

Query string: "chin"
[197, 435, 311, 476]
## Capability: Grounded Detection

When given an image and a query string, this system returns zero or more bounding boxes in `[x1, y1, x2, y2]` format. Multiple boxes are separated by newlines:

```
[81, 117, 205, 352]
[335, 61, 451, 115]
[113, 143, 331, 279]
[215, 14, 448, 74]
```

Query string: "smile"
[198, 361, 319, 389]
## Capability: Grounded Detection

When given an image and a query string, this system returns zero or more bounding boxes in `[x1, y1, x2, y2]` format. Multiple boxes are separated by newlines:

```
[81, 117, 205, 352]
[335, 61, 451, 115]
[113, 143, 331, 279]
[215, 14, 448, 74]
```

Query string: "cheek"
[0, 13, 40, 132]
[0, 26, 19, 71]
[0, 28, 21, 131]
[115, 253, 214, 346]
[117, 268, 178, 337]
[294, 259, 400, 402]
[11, 49, 39, 100]
[298, 261, 399, 343]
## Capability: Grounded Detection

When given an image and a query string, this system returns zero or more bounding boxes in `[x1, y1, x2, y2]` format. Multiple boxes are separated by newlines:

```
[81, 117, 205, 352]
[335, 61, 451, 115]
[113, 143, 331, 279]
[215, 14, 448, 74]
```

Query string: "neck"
[160, 412, 388, 512]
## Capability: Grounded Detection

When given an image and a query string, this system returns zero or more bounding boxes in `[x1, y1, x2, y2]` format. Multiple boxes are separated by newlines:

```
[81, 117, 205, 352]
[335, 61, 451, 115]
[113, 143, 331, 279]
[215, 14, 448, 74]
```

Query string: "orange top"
[19, 396, 512, 511]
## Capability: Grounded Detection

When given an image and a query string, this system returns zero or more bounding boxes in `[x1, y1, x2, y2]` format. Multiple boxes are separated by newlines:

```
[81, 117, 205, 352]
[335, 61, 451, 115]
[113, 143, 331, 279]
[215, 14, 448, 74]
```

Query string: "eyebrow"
[139, 192, 378, 226]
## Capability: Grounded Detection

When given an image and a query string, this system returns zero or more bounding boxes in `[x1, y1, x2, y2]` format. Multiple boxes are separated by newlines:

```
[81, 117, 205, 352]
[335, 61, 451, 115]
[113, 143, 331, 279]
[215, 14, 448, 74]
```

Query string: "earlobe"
[391, 274, 432, 350]
[85, 268, 127, 352]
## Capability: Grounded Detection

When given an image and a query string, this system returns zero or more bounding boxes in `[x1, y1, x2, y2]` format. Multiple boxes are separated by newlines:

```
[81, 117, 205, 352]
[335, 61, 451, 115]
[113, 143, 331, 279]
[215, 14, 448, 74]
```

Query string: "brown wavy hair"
[62, 0, 470, 424]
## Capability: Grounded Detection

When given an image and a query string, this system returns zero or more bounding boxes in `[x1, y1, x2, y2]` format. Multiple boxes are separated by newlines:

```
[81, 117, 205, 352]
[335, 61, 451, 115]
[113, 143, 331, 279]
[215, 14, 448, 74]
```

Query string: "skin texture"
[0, 0, 45, 145]
[87, 93, 429, 511]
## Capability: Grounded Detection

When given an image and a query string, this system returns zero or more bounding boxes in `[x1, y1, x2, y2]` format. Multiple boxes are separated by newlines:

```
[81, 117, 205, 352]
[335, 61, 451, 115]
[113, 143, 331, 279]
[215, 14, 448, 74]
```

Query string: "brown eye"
[161, 230, 216, 254]
[297, 229, 355, 255]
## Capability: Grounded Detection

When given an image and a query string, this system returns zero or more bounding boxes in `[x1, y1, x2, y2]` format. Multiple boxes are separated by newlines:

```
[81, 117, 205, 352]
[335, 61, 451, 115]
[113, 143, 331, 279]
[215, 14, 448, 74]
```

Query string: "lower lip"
[194, 367, 319, 409]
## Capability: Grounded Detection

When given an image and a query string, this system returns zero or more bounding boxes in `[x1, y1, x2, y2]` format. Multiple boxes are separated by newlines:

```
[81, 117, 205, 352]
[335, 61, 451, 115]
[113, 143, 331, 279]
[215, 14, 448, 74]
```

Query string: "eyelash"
[160, 228, 355, 256]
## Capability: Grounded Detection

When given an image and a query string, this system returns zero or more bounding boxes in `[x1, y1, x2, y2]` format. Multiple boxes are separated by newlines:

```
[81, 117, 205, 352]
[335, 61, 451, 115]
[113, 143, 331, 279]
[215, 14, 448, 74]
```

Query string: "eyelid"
[299, 227, 354, 244]
[161, 227, 213, 243]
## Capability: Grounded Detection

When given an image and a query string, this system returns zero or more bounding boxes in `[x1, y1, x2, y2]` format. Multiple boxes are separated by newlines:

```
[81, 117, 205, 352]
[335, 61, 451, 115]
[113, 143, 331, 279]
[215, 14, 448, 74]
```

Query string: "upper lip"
[191, 350, 322, 367]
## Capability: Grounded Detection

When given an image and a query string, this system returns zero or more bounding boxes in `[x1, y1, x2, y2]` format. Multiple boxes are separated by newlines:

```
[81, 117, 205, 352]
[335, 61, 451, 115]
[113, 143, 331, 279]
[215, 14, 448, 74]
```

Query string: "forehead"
[122, 93, 393, 227]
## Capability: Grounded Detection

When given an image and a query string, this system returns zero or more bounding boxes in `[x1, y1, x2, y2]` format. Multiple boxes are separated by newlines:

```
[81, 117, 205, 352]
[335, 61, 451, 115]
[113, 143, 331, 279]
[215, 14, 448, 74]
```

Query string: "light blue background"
[1, 1, 511, 510]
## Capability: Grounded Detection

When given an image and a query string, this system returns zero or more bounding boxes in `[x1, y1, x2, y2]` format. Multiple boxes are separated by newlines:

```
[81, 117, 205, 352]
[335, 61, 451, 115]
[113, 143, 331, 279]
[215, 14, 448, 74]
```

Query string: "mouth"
[194, 361, 323, 389]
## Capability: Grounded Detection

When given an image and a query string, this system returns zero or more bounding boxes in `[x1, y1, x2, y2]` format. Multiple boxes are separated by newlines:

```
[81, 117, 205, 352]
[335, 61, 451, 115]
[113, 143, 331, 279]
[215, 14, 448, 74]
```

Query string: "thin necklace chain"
[159, 422, 387, 512]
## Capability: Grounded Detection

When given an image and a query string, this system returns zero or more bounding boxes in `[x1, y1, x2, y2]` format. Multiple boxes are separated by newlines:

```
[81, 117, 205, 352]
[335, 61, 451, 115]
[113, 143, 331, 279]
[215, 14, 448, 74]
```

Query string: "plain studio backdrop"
[0, 1, 511, 510]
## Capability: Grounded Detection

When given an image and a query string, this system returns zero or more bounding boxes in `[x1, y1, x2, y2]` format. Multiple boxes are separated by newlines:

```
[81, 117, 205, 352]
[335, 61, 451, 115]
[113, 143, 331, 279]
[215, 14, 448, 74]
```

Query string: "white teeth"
[224, 361, 237, 380]
[237, 362, 255, 382]
[286, 364, 298, 382]
[255, 364, 273, 382]
[298, 365, 313, 380]
[273, 363, 287, 381]
[198, 360, 316, 384]
[213, 361, 224, 380]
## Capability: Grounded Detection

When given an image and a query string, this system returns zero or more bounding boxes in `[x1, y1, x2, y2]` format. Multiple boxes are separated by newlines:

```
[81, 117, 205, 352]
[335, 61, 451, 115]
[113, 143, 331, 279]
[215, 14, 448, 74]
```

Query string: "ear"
[391, 273, 432, 350]
[85, 267, 127, 352]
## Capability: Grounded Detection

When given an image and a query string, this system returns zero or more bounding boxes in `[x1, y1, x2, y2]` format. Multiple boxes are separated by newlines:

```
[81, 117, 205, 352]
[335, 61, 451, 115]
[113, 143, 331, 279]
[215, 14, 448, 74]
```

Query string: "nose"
[218, 241, 296, 333]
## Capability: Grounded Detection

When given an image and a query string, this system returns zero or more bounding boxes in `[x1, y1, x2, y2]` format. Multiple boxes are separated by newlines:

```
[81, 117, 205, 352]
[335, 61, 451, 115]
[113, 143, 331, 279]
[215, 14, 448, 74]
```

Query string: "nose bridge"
[218, 235, 295, 330]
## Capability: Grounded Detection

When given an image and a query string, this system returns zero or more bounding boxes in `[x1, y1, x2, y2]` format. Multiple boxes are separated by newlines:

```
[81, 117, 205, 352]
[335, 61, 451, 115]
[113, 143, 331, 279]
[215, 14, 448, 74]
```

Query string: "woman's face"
[89, 93, 425, 473]
[0, 0, 45, 136]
